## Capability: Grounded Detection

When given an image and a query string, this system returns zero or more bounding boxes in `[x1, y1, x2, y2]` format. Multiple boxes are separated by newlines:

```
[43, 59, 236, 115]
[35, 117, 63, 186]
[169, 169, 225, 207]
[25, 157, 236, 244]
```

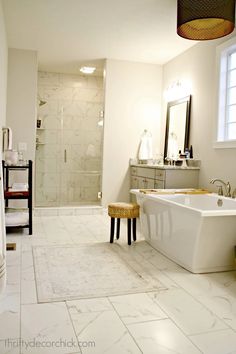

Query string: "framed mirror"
[164, 95, 191, 161]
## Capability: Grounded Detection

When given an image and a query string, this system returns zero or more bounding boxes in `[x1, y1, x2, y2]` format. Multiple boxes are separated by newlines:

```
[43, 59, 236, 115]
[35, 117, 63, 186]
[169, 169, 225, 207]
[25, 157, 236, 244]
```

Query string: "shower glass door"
[58, 103, 103, 206]
[36, 71, 104, 207]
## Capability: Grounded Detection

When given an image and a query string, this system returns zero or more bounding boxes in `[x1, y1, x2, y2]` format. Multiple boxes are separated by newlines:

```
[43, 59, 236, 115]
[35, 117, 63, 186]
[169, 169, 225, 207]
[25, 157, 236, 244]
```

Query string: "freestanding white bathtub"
[132, 190, 236, 273]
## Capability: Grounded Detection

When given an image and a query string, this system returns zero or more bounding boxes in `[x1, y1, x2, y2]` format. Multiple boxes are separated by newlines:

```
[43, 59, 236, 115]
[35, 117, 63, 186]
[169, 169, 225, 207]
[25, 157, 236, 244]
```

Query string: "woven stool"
[108, 202, 140, 245]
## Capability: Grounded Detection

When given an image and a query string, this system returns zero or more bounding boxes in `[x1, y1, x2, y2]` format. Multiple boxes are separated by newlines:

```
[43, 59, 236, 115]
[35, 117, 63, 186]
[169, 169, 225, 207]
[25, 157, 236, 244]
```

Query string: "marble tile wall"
[36, 72, 104, 206]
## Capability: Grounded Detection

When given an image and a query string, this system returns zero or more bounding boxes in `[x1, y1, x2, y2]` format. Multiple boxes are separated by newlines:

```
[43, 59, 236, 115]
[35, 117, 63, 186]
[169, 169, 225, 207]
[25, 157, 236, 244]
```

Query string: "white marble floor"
[1, 211, 236, 353]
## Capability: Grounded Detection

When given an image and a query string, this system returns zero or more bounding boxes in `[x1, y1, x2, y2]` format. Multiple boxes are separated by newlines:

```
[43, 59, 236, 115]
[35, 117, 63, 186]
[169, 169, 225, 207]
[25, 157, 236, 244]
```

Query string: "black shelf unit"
[2, 160, 33, 235]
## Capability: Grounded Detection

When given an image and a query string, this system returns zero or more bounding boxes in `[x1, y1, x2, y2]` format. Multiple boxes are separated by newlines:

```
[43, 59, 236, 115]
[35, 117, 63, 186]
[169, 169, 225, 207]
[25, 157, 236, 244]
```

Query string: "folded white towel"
[139, 135, 153, 160]
[9, 183, 28, 191]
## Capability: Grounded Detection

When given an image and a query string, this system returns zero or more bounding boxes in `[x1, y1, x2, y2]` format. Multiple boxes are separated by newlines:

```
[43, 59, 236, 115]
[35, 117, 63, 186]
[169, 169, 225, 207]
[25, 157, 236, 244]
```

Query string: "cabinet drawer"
[154, 179, 165, 189]
[138, 177, 155, 189]
[155, 169, 165, 181]
[130, 176, 139, 189]
[136, 167, 156, 179]
[130, 167, 138, 176]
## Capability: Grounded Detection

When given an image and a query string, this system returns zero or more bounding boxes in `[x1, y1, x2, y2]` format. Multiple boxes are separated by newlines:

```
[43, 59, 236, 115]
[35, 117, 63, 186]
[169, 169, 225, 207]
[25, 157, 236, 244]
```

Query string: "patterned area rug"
[33, 242, 166, 303]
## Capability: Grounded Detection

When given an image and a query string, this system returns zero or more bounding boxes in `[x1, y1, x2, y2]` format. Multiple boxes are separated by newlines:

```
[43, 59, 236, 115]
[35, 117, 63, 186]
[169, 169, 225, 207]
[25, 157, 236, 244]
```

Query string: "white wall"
[162, 35, 236, 191]
[6, 48, 37, 161]
[102, 59, 162, 206]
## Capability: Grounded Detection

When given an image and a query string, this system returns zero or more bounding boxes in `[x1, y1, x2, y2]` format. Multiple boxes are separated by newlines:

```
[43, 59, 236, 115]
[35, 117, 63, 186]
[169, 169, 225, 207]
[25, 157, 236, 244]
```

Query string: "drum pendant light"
[177, 0, 235, 40]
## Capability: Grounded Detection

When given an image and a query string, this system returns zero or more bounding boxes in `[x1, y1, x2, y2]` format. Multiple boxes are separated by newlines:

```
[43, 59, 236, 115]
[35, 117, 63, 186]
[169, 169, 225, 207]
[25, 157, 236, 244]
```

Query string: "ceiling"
[2, 0, 197, 75]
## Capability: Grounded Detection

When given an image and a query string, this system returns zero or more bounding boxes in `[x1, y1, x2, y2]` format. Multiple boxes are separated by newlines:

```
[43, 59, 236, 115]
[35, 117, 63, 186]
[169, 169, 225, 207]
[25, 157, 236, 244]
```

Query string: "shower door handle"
[64, 149, 67, 163]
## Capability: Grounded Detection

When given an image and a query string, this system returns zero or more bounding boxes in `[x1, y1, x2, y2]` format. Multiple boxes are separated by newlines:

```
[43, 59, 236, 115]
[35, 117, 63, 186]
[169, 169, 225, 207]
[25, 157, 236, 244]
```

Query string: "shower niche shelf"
[36, 142, 45, 150]
[2, 160, 33, 235]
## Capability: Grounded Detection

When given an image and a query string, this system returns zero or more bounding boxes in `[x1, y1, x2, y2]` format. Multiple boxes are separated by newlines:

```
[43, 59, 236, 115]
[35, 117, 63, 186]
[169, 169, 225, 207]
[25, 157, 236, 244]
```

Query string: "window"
[224, 50, 236, 140]
[216, 39, 236, 147]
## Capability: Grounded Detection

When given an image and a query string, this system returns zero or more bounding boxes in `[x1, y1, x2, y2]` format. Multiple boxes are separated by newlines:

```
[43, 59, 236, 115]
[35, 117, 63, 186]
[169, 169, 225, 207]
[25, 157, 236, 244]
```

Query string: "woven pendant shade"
[177, 0, 235, 40]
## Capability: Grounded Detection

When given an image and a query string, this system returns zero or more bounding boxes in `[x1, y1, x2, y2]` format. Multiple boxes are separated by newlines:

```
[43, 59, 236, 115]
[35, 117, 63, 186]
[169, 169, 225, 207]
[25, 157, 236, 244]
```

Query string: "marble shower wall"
[36, 71, 104, 206]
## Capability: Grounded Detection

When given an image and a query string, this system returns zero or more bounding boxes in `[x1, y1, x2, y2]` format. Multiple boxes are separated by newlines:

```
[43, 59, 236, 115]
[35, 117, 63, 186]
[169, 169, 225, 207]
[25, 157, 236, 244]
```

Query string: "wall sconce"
[164, 80, 192, 102]
[37, 96, 47, 107]
[39, 100, 47, 107]
[80, 66, 96, 74]
[177, 0, 235, 40]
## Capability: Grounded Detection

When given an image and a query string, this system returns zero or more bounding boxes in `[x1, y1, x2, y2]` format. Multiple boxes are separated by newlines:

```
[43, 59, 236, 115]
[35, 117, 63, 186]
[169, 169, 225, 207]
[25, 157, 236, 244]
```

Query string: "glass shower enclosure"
[35, 71, 104, 207]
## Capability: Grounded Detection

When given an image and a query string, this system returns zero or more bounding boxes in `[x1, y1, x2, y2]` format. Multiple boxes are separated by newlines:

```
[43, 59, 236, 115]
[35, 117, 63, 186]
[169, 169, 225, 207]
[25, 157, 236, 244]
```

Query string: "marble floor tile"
[21, 302, 78, 354]
[21, 247, 33, 269]
[21, 265, 37, 305]
[59, 221, 90, 234]
[70, 232, 98, 244]
[22, 236, 48, 247]
[6, 234, 23, 246]
[6, 251, 21, 267]
[147, 268, 179, 290]
[197, 292, 236, 331]
[109, 292, 167, 324]
[149, 288, 228, 335]
[69, 307, 142, 354]
[190, 328, 236, 354]
[127, 318, 201, 354]
[66, 297, 113, 314]
[164, 268, 236, 330]
[0, 339, 20, 354]
[6, 265, 21, 293]
[0, 292, 20, 340]
[163, 267, 217, 298]
[67, 298, 113, 337]
[135, 242, 182, 271]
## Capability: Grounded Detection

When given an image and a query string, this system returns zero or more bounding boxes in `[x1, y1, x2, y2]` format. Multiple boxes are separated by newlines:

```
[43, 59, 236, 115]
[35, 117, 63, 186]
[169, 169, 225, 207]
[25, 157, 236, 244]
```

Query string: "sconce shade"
[39, 100, 47, 106]
[177, 0, 235, 40]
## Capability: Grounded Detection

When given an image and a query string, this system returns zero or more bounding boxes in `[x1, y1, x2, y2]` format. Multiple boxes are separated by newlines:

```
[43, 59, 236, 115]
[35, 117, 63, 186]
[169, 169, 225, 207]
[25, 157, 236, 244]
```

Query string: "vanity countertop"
[130, 164, 200, 170]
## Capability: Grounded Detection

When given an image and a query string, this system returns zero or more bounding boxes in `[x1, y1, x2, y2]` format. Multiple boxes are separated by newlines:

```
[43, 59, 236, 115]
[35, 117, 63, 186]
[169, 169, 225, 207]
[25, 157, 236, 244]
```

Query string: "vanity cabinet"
[130, 164, 199, 201]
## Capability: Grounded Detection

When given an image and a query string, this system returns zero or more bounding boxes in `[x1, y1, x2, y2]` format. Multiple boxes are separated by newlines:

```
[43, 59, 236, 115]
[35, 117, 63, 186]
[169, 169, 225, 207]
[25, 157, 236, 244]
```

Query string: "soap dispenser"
[189, 145, 193, 159]
[185, 148, 190, 159]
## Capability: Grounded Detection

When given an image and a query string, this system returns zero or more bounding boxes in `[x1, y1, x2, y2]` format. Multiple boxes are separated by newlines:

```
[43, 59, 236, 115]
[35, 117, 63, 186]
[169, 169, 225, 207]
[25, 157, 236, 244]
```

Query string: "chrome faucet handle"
[232, 188, 236, 199]
[226, 181, 231, 197]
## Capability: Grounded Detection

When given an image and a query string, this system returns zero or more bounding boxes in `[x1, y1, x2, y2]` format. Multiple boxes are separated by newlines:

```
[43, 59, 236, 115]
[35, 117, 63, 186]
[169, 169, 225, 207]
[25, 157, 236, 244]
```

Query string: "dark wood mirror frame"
[164, 95, 191, 162]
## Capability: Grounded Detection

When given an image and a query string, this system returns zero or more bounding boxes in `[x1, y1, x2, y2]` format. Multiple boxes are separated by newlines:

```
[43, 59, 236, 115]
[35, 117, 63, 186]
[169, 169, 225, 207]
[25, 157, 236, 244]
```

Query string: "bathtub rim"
[131, 189, 236, 217]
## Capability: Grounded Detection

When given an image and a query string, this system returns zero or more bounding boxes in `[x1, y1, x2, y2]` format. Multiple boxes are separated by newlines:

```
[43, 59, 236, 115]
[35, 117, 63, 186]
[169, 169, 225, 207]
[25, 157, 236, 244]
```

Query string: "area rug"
[33, 242, 166, 303]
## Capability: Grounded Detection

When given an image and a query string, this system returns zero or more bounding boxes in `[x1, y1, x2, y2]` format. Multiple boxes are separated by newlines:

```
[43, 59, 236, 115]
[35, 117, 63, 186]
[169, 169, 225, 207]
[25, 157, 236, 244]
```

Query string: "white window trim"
[213, 139, 236, 148]
[214, 37, 236, 149]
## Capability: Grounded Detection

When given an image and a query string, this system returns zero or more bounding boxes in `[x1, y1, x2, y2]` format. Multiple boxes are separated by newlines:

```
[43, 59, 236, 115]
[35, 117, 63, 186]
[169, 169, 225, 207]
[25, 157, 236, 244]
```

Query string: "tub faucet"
[210, 179, 231, 197]
[165, 157, 173, 165]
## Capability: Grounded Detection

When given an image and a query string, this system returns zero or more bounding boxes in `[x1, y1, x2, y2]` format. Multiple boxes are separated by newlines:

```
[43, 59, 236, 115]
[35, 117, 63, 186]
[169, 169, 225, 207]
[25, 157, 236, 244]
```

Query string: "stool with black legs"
[108, 202, 140, 245]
